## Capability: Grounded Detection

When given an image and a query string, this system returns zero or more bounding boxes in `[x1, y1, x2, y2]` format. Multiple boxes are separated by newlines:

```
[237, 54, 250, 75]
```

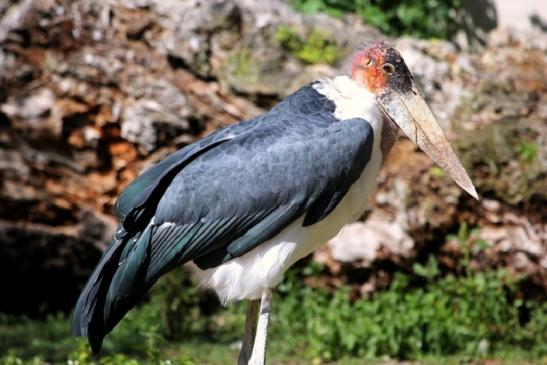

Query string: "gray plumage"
[72, 83, 374, 352]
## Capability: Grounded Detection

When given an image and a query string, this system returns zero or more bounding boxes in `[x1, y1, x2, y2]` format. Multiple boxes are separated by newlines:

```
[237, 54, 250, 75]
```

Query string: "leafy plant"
[446, 222, 491, 275]
[268, 250, 546, 361]
[288, 0, 463, 40]
[1, 254, 545, 364]
[0, 352, 42, 365]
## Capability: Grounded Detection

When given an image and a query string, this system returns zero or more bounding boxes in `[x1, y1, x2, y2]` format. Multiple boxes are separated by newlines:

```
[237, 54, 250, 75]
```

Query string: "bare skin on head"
[351, 42, 394, 93]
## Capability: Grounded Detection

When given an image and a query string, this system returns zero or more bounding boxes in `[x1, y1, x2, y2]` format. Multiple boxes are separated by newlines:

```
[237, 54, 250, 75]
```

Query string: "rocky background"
[0, 0, 545, 315]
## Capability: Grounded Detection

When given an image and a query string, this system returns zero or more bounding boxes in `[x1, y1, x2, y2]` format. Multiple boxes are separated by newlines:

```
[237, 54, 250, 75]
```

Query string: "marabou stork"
[73, 43, 477, 364]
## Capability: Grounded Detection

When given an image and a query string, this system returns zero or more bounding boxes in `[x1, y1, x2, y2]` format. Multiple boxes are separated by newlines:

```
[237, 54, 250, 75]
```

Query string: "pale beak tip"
[466, 185, 479, 200]
[459, 178, 478, 200]
[452, 168, 478, 200]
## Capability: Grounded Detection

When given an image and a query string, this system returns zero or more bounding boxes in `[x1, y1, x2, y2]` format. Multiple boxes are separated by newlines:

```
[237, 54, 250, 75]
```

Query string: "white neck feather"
[312, 76, 383, 133]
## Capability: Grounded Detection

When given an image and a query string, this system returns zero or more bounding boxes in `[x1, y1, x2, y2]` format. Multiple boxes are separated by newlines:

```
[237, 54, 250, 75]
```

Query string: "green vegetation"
[275, 25, 339, 65]
[1, 226, 545, 364]
[519, 142, 538, 163]
[227, 48, 260, 81]
[288, 0, 463, 39]
[271, 227, 546, 362]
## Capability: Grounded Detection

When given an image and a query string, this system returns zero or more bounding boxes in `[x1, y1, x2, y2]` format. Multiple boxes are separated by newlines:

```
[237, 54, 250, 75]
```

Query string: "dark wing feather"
[72, 84, 374, 353]
[113, 116, 267, 224]
[114, 82, 334, 222]
[155, 116, 374, 267]
[114, 138, 230, 220]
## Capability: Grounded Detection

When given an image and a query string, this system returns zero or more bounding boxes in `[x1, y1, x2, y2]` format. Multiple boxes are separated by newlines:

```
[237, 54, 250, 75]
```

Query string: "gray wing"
[113, 118, 261, 224]
[104, 116, 374, 329]
[151, 116, 374, 271]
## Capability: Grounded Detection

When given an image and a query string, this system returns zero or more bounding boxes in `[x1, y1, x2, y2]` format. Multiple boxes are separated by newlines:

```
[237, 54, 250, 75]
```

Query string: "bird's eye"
[383, 63, 395, 75]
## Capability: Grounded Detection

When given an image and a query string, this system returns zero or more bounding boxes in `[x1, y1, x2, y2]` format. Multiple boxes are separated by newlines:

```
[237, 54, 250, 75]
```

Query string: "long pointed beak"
[377, 87, 478, 199]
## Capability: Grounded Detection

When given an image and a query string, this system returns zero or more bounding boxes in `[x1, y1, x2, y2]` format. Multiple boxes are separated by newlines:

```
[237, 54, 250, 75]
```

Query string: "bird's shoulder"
[115, 81, 374, 233]
[114, 83, 335, 220]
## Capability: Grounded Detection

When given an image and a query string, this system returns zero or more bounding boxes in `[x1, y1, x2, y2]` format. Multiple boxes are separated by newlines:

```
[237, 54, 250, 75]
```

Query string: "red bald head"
[351, 42, 408, 94]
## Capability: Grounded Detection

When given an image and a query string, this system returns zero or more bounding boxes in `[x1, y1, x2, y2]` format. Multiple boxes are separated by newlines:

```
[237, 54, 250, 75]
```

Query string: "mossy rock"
[222, 47, 292, 97]
[275, 24, 341, 65]
[226, 48, 262, 85]
[219, 26, 334, 99]
[453, 81, 546, 206]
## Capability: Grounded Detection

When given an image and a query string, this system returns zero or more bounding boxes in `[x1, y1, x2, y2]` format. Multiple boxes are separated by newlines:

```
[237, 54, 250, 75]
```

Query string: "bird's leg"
[238, 299, 259, 365]
[248, 289, 272, 365]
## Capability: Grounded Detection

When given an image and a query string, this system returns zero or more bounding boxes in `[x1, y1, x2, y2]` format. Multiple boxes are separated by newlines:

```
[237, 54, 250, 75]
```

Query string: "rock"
[452, 46, 547, 206]
[327, 216, 414, 268]
[1, 88, 54, 120]
[0, 0, 546, 313]
[217, 2, 381, 98]
[139, 0, 382, 98]
[0, 0, 261, 313]
[154, 0, 244, 78]
[120, 76, 192, 153]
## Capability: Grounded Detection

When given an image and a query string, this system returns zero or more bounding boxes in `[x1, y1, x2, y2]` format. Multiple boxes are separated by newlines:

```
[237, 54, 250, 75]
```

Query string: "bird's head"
[351, 42, 477, 199]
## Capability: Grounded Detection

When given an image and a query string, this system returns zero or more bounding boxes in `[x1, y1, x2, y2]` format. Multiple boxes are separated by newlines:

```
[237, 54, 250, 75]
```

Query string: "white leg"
[248, 289, 272, 365]
[238, 299, 259, 365]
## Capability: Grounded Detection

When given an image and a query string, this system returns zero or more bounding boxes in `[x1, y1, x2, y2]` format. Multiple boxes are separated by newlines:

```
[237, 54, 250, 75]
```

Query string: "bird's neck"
[313, 75, 396, 160]
[379, 113, 398, 159]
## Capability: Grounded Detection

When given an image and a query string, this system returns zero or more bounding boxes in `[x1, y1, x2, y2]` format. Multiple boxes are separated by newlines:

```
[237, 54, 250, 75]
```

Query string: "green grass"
[1, 229, 546, 364]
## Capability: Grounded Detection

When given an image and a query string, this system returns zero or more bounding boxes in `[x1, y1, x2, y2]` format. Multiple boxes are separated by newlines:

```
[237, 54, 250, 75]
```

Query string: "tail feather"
[102, 225, 153, 333]
[72, 225, 157, 353]
[72, 228, 127, 352]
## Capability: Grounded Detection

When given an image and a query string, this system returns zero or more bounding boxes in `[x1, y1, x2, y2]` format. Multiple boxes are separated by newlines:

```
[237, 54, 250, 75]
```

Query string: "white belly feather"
[188, 76, 384, 303]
